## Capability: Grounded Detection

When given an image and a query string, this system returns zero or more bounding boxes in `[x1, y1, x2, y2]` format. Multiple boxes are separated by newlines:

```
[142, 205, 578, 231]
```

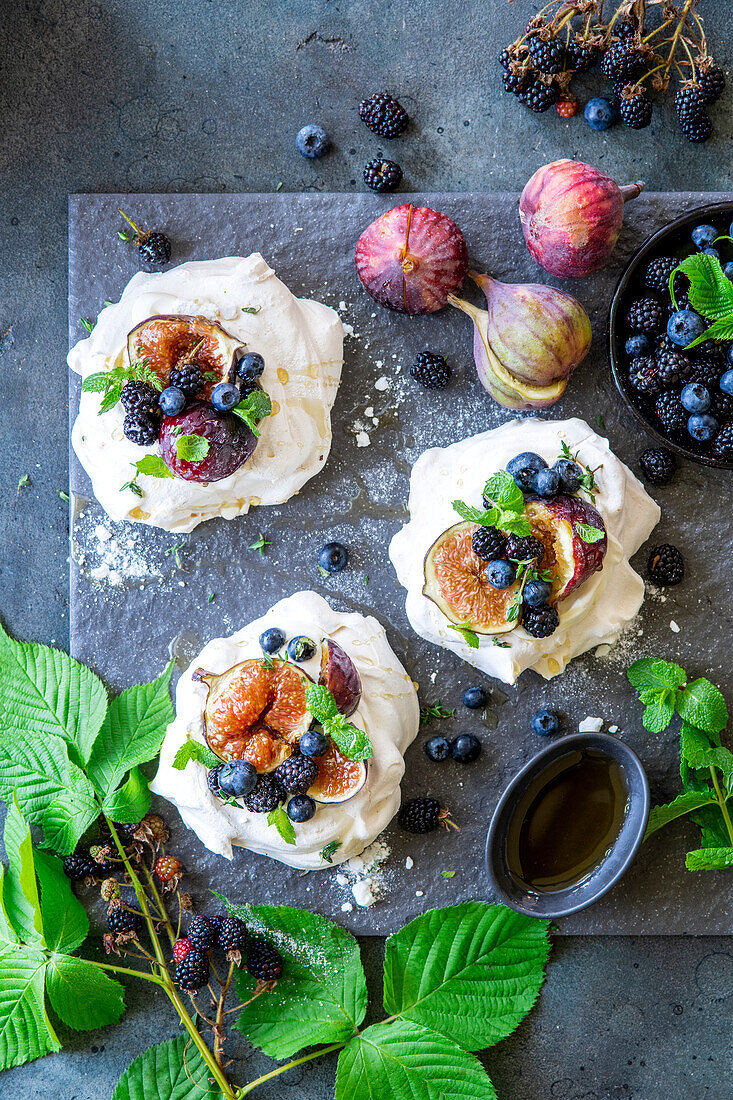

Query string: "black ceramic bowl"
[609, 200, 733, 470]
[485, 733, 649, 919]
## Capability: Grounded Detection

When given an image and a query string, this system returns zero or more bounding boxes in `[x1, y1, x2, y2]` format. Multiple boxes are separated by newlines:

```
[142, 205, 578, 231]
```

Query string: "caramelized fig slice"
[319, 639, 362, 717]
[127, 315, 245, 397]
[423, 522, 518, 636]
[308, 742, 368, 805]
[193, 657, 313, 772]
[525, 496, 607, 603]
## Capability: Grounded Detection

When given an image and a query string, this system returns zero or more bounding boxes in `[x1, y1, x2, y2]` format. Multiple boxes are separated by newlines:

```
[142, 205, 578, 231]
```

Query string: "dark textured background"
[1, 1, 732, 1097]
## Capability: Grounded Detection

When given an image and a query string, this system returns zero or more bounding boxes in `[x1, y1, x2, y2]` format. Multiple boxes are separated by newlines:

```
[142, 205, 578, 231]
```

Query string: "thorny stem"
[709, 767, 733, 846]
[236, 1042, 347, 1097]
[214, 961, 238, 1067]
[141, 861, 177, 947]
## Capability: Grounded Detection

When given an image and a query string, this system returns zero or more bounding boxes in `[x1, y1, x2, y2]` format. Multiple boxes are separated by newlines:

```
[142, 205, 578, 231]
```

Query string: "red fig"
[319, 639, 362, 717]
[159, 402, 257, 482]
[355, 203, 468, 314]
[519, 159, 644, 278]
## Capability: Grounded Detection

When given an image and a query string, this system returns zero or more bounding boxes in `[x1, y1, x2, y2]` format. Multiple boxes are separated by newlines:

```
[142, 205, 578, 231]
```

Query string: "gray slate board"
[69, 191, 732, 935]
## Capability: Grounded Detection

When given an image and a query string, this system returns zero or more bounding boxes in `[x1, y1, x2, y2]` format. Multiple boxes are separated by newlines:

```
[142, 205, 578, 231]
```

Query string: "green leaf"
[232, 389, 272, 435]
[691, 801, 733, 847]
[103, 767, 151, 824]
[267, 805, 296, 845]
[99, 386, 123, 414]
[684, 314, 733, 347]
[0, 728, 96, 836]
[644, 790, 716, 838]
[172, 738, 221, 771]
[33, 850, 88, 955]
[0, 869, 19, 945]
[0, 943, 59, 1070]
[674, 253, 733, 320]
[306, 684, 340, 724]
[685, 847, 733, 871]
[452, 501, 497, 527]
[0, 621, 108, 767]
[320, 840, 342, 865]
[627, 658, 687, 694]
[46, 954, 125, 1030]
[575, 522, 604, 543]
[86, 662, 174, 798]
[40, 767, 101, 855]
[642, 697, 675, 733]
[448, 623, 480, 650]
[82, 371, 114, 393]
[675, 678, 728, 734]
[112, 1032, 223, 1100]
[335, 1019, 498, 1100]
[135, 455, 173, 479]
[497, 513, 531, 536]
[326, 713, 374, 762]
[3, 801, 44, 946]
[229, 902, 367, 1059]
[483, 471, 524, 515]
[175, 434, 210, 462]
[383, 902, 550, 1052]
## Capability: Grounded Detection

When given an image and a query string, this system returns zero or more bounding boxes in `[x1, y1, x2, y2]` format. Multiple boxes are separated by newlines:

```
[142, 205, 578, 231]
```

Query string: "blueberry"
[531, 467, 561, 498]
[505, 452, 547, 493]
[295, 124, 330, 159]
[523, 579, 552, 607]
[584, 97, 618, 130]
[218, 760, 258, 798]
[159, 386, 186, 415]
[237, 352, 266, 381]
[299, 727, 329, 758]
[702, 247, 720, 258]
[681, 382, 711, 413]
[259, 627, 285, 654]
[424, 735, 450, 762]
[667, 309, 706, 347]
[720, 369, 733, 396]
[486, 559, 516, 590]
[463, 685, 488, 709]
[319, 541, 348, 573]
[724, 261, 733, 280]
[691, 223, 718, 249]
[552, 458, 583, 494]
[450, 733, 482, 764]
[286, 794, 316, 822]
[211, 381, 240, 412]
[531, 708, 560, 736]
[687, 413, 719, 442]
[625, 334, 651, 358]
[288, 635, 317, 662]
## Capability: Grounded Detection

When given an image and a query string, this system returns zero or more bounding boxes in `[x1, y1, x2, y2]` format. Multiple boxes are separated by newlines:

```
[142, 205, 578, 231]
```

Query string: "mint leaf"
[0, 870, 19, 945]
[575, 522, 604, 543]
[673, 253, 733, 320]
[81, 372, 113, 393]
[676, 678, 728, 734]
[627, 658, 687, 693]
[267, 805, 296, 845]
[232, 389, 272, 435]
[644, 790, 716, 838]
[497, 512, 531, 537]
[175, 434, 210, 462]
[306, 684, 340, 724]
[691, 801, 733, 847]
[0, 622, 108, 767]
[0, 728, 96, 839]
[685, 847, 733, 871]
[0, 943, 59, 1070]
[441, 870, 456, 879]
[680, 722, 719, 769]
[135, 455, 173, 479]
[99, 386, 123, 414]
[46, 954, 125, 1031]
[448, 622, 480, 649]
[172, 738, 221, 772]
[3, 801, 44, 946]
[112, 1033, 224, 1099]
[33, 850, 88, 955]
[326, 713, 373, 762]
[229, 902, 367, 1060]
[86, 662, 174, 799]
[383, 901, 550, 1052]
[452, 500, 498, 527]
[642, 696, 675, 733]
[335, 1019, 498, 1100]
[483, 471, 524, 514]
[103, 766, 151, 824]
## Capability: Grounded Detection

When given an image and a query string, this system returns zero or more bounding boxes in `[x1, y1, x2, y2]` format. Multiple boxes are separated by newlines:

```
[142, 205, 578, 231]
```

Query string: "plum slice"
[159, 401, 256, 482]
[127, 315, 244, 398]
[319, 639, 362, 717]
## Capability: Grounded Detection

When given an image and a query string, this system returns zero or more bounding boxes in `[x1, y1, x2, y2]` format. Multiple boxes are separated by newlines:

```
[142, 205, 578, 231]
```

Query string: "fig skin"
[355, 203, 468, 315]
[319, 639, 362, 717]
[526, 496, 607, 601]
[160, 401, 256, 482]
[519, 159, 644, 278]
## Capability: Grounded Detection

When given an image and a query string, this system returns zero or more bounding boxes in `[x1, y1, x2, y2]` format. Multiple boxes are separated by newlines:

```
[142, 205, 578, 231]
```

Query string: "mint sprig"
[575, 522, 604, 544]
[267, 805, 296, 845]
[453, 469, 531, 538]
[175, 434, 210, 462]
[306, 684, 373, 761]
[447, 622, 480, 649]
[81, 358, 163, 416]
[172, 738, 221, 772]
[232, 389, 272, 436]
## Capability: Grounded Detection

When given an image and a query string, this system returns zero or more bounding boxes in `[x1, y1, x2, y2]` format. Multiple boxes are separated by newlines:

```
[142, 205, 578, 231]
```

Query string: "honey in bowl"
[504, 748, 629, 892]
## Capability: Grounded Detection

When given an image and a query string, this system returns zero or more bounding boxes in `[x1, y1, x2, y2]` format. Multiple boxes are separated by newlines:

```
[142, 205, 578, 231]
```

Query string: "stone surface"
[0, 1, 731, 1097]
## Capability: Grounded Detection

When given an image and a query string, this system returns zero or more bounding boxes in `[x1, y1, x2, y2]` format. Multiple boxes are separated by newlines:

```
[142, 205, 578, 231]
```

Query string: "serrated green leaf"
[0, 869, 19, 945]
[575, 522, 604, 543]
[33, 850, 88, 955]
[325, 713, 374, 762]
[175, 434, 210, 462]
[335, 1019, 498, 1100]
[684, 314, 733, 348]
[642, 697, 675, 733]
[266, 805, 296, 845]
[112, 1032, 223, 1100]
[383, 902, 550, 1051]
[40, 767, 100, 856]
[685, 847, 733, 871]
[448, 622, 480, 650]
[225, 901, 366, 1060]
[452, 501, 497, 527]
[627, 658, 687, 693]
[674, 253, 733, 320]
[135, 455, 173, 479]
[497, 513, 531, 536]
[172, 738, 221, 771]
[3, 800, 44, 946]
[676, 678, 728, 734]
[306, 684, 339, 723]
[81, 371, 113, 393]
[691, 801, 733, 847]
[86, 662, 174, 798]
[644, 790, 716, 838]
[0, 621, 108, 767]
[0, 728, 96, 834]
[483, 471, 524, 515]
[103, 766, 151, 824]
[46, 954, 125, 1030]
[232, 389, 272, 435]
[99, 386, 123, 414]
[0, 943, 58, 1071]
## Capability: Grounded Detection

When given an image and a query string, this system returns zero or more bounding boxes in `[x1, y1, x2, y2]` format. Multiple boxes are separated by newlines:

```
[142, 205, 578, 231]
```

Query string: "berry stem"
[141, 861, 177, 947]
[87, 959, 166, 986]
[709, 766, 733, 847]
[236, 1042, 347, 1097]
[214, 960, 238, 1067]
[117, 207, 142, 237]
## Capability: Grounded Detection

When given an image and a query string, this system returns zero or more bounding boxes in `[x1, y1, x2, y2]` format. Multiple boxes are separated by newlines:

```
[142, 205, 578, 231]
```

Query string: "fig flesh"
[423, 522, 519, 635]
[128, 315, 244, 398]
[159, 401, 257, 482]
[308, 742, 367, 805]
[319, 639, 362, 717]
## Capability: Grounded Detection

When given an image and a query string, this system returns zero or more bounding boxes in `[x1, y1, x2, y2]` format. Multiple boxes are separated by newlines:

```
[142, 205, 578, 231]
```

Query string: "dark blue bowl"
[485, 733, 649, 918]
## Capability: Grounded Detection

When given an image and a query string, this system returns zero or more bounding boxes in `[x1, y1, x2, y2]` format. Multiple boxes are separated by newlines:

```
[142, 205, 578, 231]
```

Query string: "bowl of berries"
[609, 202, 733, 470]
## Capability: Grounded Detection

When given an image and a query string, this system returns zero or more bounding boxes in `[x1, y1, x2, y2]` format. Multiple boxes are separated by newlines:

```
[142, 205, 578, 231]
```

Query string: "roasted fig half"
[319, 639, 362, 717]
[423, 522, 519, 635]
[127, 315, 244, 398]
[308, 741, 368, 805]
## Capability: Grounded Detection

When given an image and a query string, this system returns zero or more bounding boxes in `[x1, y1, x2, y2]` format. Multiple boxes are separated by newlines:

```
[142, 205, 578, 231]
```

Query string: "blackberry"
[521, 604, 559, 638]
[527, 35, 565, 74]
[274, 752, 319, 795]
[358, 92, 409, 138]
[138, 232, 172, 268]
[169, 364, 205, 398]
[699, 64, 725, 104]
[675, 85, 706, 121]
[626, 298, 665, 335]
[565, 41, 598, 73]
[218, 916, 248, 952]
[655, 349, 691, 386]
[687, 351, 723, 387]
[628, 361, 661, 396]
[601, 44, 644, 84]
[498, 48, 512, 69]
[188, 915, 217, 950]
[503, 69, 530, 95]
[399, 797, 442, 834]
[121, 380, 160, 416]
[647, 544, 684, 587]
[644, 256, 681, 296]
[471, 526, 507, 562]
[107, 906, 142, 937]
[63, 853, 98, 880]
[681, 113, 712, 143]
[410, 352, 451, 389]
[243, 774, 284, 814]
[173, 937, 192, 964]
[620, 92, 653, 129]
[655, 391, 687, 435]
[712, 391, 733, 420]
[363, 158, 402, 193]
[615, 21, 637, 41]
[115, 822, 141, 842]
[175, 948, 209, 990]
[519, 80, 558, 112]
[123, 410, 159, 446]
[504, 534, 545, 564]
[247, 939, 283, 981]
[207, 764, 223, 797]
[639, 448, 677, 485]
[712, 423, 733, 460]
